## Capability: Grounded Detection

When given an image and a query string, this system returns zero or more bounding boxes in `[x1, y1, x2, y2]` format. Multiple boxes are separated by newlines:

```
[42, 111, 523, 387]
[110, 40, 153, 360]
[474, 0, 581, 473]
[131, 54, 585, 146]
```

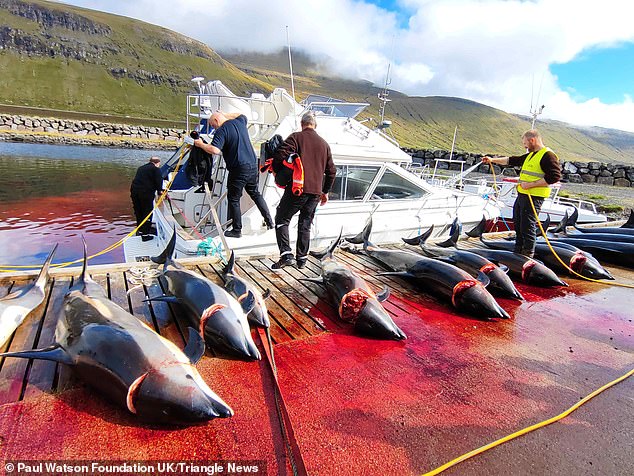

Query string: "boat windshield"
[303, 95, 368, 118]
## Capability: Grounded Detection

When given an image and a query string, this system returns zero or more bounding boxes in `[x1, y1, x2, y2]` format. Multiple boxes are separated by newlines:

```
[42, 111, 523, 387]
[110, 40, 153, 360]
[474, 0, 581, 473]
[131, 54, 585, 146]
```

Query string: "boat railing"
[186, 93, 282, 133]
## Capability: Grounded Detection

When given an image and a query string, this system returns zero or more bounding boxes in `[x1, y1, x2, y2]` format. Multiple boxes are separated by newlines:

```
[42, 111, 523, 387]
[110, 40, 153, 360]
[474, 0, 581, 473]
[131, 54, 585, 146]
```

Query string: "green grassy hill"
[2, 0, 634, 165]
[0, 0, 273, 123]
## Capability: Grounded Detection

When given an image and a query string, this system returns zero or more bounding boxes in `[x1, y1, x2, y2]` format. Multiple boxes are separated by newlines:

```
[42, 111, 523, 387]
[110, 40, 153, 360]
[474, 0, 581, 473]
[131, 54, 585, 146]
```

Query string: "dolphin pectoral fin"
[498, 263, 509, 273]
[239, 291, 256, 315]
[376, 286, 390, 302]
[378, 271, 413, 279]
[0, 344, 72, 365]
[183, 327, 206, 364]
[262, 289, 271, 300]
[475, 271, 491, 287]
[300, 277, 325, 286]
[435, 256, 457, 265]
[144, 295, 180, 304]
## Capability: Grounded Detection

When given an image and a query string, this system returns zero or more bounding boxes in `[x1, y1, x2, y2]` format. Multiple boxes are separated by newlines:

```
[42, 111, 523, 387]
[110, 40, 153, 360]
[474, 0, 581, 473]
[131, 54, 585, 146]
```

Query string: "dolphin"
[306, 232, 406, 340]
[344, 220, 510, 321]
[403, 225, 524, 300]
[478, 233, 614, 280]
[566, 208, 634, 235]
[150, 230, 261, 361]
[222, 251, 270, 328]
[455, 218, 569, 287]
[0, 240, 233, 425]
[1, 245, 57, 347]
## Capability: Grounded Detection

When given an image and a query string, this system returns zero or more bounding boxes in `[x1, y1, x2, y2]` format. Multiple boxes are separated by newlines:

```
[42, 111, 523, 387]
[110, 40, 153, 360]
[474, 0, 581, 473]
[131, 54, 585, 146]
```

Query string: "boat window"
[370, 169, 427, 200]
[330, 165, 379, 201]
[303, 95, 368, 118]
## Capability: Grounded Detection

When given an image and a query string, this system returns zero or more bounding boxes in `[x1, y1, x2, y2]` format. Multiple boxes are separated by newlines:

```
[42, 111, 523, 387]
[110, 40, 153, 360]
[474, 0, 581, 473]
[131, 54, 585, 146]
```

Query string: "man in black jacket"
[271, 111, 336, 269]
[193, 111, 273, 238]
[130, 156, 163, 241]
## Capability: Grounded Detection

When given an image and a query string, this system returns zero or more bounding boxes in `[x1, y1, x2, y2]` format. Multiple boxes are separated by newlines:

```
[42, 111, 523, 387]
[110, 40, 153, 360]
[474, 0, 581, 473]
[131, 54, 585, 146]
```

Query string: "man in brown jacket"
[271, 111, 336, 269]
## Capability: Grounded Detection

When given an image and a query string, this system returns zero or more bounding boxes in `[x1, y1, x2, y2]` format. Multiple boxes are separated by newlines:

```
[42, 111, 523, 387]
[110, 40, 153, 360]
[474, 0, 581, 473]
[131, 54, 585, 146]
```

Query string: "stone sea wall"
[0, 114, 183, 150]
[403, 148, 634, 188]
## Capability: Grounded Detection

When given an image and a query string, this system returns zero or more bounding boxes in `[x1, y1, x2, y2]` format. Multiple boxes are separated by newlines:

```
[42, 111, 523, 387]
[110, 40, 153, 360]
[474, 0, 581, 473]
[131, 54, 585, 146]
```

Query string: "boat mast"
[286, 26, 296, 102]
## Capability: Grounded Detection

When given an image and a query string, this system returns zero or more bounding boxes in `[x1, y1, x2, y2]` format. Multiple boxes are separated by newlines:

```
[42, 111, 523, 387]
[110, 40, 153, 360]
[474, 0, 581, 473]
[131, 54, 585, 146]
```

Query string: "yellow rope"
[0, 145, 189, 272]
[487, 163, 634, 289]
[422, 367, 634, 476]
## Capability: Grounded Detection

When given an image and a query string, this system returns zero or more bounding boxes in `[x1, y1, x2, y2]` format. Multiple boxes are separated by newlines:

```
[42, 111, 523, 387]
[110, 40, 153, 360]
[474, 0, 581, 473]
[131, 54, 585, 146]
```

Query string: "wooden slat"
[22, 278, 71, 400]
[250, 258, 332, 338]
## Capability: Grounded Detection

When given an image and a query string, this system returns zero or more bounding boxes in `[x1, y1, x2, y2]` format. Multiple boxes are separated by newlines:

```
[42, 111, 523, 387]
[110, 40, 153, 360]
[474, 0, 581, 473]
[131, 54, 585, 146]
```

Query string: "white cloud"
[56, 0, 634, 132]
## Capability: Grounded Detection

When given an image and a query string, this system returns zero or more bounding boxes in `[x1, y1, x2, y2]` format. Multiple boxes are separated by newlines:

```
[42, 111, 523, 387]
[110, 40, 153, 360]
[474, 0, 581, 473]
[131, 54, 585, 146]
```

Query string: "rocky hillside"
[0, 0, 272, 119]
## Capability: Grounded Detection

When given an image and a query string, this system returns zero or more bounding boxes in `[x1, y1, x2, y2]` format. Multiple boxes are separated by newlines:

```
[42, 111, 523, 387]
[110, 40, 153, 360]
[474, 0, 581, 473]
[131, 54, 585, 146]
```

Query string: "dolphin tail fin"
[402, 225, 434, 246]
[183, 327, 205, 364]
[465, 216, 487, 238]
[34, 244, 58, 290]
[0, 344, 72, 365]
[436, 225, 460, 248]
[152, 226, 177, 267]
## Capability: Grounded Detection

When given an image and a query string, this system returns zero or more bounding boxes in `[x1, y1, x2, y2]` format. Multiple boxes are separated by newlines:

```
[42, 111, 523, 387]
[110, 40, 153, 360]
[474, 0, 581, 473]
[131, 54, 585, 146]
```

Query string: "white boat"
[461, 177, 607, 230]
[123, 80, 500, 263]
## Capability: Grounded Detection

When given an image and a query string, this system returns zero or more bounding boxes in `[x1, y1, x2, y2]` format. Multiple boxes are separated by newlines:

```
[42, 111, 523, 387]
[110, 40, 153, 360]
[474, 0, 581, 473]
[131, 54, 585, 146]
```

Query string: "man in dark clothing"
[271, 111, 336, 270]
[130, 156, 163, 242]
[483, 129, 561, 257]
[193, 111, 273, 238]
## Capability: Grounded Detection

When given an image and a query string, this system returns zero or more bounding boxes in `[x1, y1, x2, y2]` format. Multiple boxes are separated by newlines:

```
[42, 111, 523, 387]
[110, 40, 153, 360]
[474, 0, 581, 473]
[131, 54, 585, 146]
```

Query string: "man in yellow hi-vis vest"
[482, 129, 561, 258]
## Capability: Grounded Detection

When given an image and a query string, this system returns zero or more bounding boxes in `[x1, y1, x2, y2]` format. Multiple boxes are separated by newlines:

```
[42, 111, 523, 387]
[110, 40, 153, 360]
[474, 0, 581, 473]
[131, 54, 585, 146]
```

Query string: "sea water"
[0, 142, 173, 268]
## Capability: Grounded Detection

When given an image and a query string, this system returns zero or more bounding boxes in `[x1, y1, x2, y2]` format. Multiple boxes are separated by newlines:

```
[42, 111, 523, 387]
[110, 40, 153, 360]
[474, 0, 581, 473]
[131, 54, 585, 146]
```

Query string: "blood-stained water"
[0, 142, 173, 267]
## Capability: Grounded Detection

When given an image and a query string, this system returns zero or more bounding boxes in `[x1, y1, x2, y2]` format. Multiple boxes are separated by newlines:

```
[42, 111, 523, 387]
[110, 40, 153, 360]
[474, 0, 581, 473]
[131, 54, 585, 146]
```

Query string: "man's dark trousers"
[131, 190, 155, 235]
[513, 192, 544, 256]
[274, 188, 320, 261]
[226, 166, 271, 232]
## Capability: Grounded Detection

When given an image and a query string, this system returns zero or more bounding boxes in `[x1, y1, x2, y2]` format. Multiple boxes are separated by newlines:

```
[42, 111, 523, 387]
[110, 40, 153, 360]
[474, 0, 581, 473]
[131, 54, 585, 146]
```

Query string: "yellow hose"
[0, 145, 189, 272]
[422, 367, 634, 476]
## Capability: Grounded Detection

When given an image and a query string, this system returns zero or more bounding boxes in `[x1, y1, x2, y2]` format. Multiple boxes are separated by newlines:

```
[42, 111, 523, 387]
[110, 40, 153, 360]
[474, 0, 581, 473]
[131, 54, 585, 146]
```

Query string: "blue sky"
[551, 43, 634, 104]
[57, 0, 634, 132]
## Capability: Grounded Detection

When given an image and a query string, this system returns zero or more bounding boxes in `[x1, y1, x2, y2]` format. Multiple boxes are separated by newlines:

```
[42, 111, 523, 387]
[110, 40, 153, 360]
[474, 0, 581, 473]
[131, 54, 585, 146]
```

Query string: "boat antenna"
[378, 62, 392, 125]
[529, 72, 545, 129]
[286, 26, 296, 102]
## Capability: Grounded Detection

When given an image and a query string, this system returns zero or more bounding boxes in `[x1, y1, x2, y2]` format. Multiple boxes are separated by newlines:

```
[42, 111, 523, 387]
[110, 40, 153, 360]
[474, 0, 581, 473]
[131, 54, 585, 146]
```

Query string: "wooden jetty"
[1, 240, 632, 475]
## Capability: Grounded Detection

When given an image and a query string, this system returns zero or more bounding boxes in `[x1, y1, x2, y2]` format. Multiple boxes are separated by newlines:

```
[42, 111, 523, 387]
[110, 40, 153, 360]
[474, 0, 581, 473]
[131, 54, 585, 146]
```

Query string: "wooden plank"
[0, 276, 52, 404]
[22, 277, 72, 400]
[253, 257, 337, 336]
[232, 261, 304, 344]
